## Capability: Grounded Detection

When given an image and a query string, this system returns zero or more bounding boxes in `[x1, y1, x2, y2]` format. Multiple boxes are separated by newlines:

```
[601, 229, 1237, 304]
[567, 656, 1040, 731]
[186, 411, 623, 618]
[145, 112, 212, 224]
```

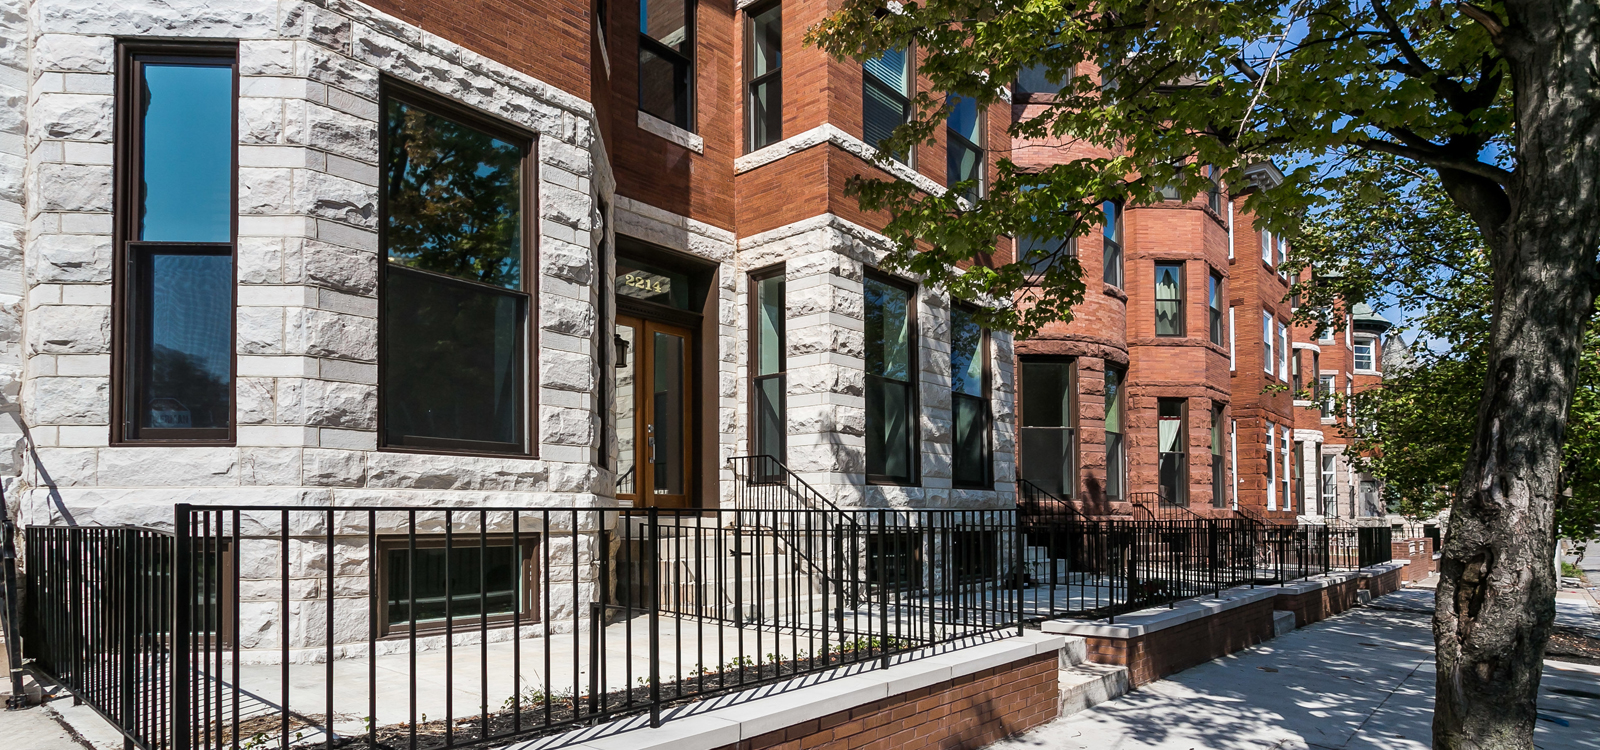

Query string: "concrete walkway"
[993, 589, 1600, 750]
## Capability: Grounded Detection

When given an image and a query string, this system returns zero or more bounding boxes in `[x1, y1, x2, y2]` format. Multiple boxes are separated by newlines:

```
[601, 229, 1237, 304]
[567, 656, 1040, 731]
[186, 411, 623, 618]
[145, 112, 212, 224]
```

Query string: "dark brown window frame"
[1101, 200, 1123, 288]
[1208, 271, 1225, 346]
[638, 0, 698, 132]
[862, 46, 915, 168]
[376, 78, 540, 459]
[375, 533, 542, 638]
[945, 98, 984, 200]
[950, 303, 992, 490]
[1156, 397, 1188, 506]
[864, 270, 920, 486]
[1153, 261, 1186, 337]
[748, 263, 787, 467]
[1210, 402, 1226, 508]
[1017, 355, 1078, 499]
[742, 0, 782, 153]
[112, 41, 240, 445]
[1103, 363, 1125, 502]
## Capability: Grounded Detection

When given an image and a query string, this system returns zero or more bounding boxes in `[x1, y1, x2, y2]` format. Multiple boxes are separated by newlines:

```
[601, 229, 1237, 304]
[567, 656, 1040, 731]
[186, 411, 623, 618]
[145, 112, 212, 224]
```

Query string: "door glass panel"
[614, 323, 637, 495]
[651, 331, 686, 496]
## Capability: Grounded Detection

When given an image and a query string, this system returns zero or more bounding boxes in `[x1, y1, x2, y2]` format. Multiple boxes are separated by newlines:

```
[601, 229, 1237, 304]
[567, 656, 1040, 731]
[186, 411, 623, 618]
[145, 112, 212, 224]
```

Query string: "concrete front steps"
[1054, 634, 1131, 717]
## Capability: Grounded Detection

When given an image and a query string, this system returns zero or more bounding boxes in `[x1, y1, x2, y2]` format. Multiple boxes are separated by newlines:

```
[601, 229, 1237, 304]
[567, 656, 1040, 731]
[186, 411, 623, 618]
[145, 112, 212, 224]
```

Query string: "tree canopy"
[1289, 157, 1600, 550]
[806, 0, 1514, 335]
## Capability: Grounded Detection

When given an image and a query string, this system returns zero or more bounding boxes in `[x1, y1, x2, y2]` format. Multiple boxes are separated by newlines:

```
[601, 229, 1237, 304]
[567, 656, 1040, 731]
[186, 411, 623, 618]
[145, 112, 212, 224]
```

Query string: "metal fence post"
[647, 508, 661, 728]
[172, 505, 191, 750]
[1014, 509, 1023, 637]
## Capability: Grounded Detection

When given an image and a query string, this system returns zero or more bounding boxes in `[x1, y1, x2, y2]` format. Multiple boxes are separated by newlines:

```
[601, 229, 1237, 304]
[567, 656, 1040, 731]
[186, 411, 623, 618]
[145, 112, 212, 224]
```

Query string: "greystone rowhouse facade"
[3, 0, 1019, 657]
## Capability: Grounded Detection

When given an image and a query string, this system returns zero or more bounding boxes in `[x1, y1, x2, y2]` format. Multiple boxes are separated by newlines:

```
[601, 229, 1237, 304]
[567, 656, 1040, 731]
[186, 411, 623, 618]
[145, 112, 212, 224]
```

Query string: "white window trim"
[1281, 429, 1293, 513]
[1262, 312, 1274, 375]
[1228, 307, 1236, 371]
[1267, 423, 1277, 510]
[1230, 419, 1239, 510]
[1261, 229, 1272, 264]
[1353, 335, 1379, 374]
[1277, 322, 1290, 381]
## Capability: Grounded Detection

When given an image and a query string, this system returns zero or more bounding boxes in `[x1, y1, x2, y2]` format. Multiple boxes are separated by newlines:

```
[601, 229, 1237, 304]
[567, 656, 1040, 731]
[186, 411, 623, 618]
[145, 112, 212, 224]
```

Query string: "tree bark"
[1432, 0, 1600, 747]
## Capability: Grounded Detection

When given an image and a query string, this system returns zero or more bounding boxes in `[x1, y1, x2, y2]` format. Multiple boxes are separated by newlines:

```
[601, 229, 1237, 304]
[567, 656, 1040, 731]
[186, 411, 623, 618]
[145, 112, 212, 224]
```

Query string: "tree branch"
[1348, 137, 1514, 187]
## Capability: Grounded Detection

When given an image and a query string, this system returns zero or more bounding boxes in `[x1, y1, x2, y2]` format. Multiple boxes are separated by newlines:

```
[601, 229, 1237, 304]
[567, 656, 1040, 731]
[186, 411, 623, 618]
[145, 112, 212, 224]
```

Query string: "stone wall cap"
[507, 633, 1057, 750]
[1358, 561, 1409, 577]
[1041, 585, 1280, 639]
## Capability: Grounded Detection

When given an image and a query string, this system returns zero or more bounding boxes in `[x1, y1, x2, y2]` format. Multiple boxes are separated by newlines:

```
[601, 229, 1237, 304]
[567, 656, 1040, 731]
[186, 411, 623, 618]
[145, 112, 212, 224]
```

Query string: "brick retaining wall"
[1359, 563, 1405, 596]
[710, 652, 1060, 750]
[1082, 596, 1279, 687]
[1273, 576, 1360, 628]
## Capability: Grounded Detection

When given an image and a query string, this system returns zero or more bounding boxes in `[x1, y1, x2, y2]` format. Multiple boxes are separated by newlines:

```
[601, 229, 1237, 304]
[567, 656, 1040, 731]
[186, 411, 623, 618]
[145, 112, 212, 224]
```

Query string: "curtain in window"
[1154, 264, 1182, 335]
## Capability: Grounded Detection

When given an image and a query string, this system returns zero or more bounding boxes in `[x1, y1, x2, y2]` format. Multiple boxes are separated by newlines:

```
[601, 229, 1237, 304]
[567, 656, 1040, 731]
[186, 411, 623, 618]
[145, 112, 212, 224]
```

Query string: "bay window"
[1102, 200, 1124, 287]
[1154, 263, 1184, 336]
[1208, 272, 1224, 345]
[1157, 398, 1186, 505]
[865, 273, 917, 483]
[1211, 404, 1225, 508]
[1104, 367, 1126, 501]
[1020, 359, 1075, 497]
[381, 85, 534, 455]
[117, 44, 238, 443]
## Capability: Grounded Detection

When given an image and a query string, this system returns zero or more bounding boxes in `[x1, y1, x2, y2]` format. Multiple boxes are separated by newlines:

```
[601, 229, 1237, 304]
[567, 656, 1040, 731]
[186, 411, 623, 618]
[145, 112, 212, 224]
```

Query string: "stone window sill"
[637, 111, 703, 153]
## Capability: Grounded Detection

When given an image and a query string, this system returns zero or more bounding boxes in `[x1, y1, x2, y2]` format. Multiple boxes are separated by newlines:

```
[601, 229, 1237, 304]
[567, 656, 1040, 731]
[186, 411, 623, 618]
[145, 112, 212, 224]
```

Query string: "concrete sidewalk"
[994, 589, 1600, 749]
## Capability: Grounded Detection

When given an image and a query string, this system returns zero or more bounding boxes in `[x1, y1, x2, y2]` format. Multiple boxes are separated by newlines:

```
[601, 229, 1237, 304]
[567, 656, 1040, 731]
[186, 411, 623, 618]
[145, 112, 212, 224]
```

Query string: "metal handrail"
[1130, 491, 1201, 521]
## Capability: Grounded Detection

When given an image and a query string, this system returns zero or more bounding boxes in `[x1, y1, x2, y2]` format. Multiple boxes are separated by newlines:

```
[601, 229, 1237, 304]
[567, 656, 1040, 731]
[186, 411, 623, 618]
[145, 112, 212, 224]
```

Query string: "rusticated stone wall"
[17, 0, 610, 529]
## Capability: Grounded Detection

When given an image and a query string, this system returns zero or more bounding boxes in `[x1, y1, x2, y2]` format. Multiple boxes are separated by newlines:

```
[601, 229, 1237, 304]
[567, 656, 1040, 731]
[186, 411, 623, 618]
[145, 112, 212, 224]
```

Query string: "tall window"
[863, 48, 911, 163]
[1154, 263, 1184, 336]
[1206, 165, 1224, 213]
[1102, 200, 1124, 287]
[381, 86, 534, 455]
[744, 3, 781, 151]
[1266, 423, 1278, 509]
[950, 307, 990, 488]
[1292, 348, 1303, 394]
[1157, 398, 1186, 505]
[1262, 312, 1275, 376]
[117, 45, 238, 442]
[640, 0, 693, 129]
[1278, 322, 1291, 380]
[1211, 404, 1225, 508]
[1020, 360, 1074, 497]
[751, 268, 786, 464]
[1261, 229, 1273, 264]
[1321, 453, 1337, 516]
[946, 96, 983, 201]
[1319, 374, 1336, 417]
[865, 274, 917, 483]
[1281, 428, 1293, 512]
[1104, 366, 1125, 501]
[1229, 307, 1236, 369]
[1354, 338, 1375, 371]
[1208, 272, 1224, 345]
[1293, 441, 1305, 512]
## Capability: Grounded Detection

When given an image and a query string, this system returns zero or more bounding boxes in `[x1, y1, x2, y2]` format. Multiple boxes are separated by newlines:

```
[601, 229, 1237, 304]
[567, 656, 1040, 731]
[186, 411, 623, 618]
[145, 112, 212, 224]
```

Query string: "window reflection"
[140, 62, 233, 243]
[137, 251, 233, 431]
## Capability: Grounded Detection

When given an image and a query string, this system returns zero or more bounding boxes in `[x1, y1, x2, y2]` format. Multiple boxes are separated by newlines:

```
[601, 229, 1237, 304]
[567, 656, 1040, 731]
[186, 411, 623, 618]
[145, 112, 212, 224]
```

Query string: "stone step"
[1058, 660, 1131, 717]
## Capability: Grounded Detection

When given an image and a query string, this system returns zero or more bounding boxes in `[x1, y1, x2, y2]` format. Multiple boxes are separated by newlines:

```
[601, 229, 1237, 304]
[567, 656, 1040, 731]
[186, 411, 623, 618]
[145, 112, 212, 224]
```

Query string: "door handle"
[648, 424, 657, 463]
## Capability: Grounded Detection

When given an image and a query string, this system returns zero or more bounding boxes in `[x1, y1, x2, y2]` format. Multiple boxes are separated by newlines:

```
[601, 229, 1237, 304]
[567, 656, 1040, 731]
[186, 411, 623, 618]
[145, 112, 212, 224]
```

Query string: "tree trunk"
[1432, 1, 1600, 747]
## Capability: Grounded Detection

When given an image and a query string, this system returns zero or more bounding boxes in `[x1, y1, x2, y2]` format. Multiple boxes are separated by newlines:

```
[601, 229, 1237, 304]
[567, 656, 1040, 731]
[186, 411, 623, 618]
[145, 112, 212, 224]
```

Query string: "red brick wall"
[1360, 566, 1403, 596]
[1085, 597, 1278, 686]
[365, 0, 592, 99]
[1392, 538, 1436, 583]
[711, 652, 1059, 750]
[1273, 577, 1359, 628]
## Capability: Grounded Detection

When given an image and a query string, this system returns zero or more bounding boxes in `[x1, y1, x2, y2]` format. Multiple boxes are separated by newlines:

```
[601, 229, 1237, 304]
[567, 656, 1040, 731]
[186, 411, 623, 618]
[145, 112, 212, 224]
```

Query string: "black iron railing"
[24, 525, 176, 748]
[25, 503, 1022, 750]
[1327, 523, 1394, 570]
[1017, 482, 1257, 621]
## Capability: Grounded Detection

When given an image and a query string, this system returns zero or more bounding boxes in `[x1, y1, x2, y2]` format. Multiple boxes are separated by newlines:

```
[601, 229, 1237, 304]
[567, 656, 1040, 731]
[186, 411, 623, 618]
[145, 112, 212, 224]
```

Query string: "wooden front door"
[614, 315, 694, 508]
